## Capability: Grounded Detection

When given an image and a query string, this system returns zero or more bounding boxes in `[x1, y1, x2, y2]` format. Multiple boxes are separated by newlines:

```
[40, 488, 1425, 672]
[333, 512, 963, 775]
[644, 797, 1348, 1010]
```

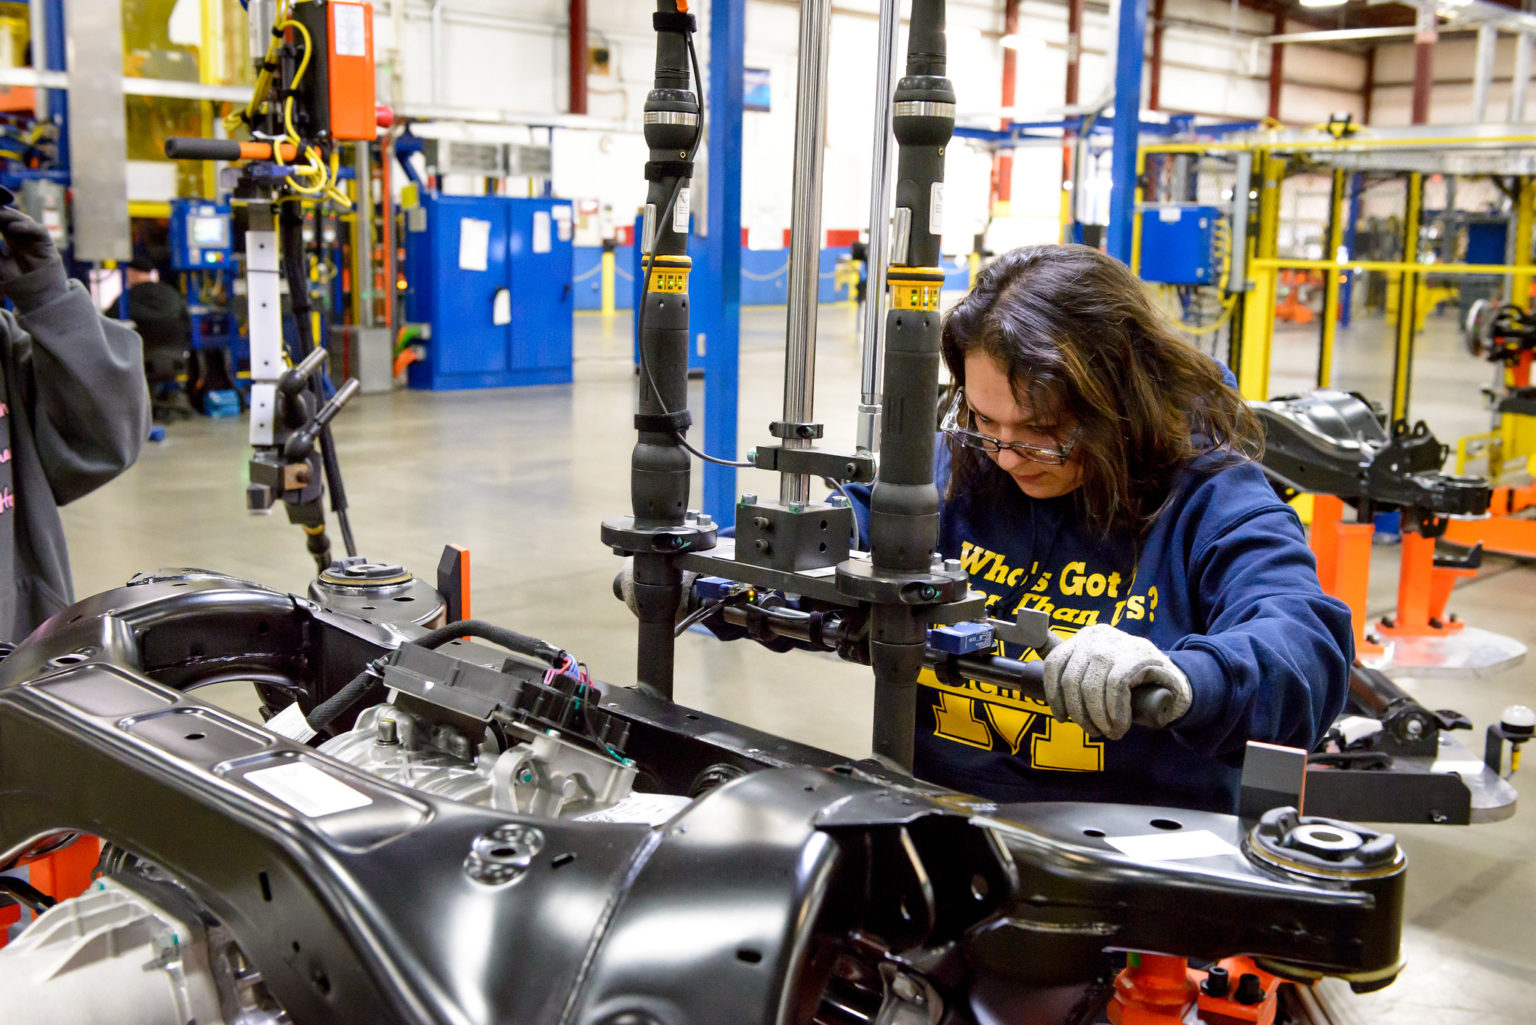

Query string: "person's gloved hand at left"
[1042, 623, 1194, 740]
[0, 205, 70, 313]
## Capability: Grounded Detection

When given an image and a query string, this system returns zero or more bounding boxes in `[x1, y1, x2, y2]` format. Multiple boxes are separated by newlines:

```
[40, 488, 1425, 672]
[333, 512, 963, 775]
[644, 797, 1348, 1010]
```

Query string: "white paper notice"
[246, 763, 372, 817]
[1104, 829, 1240, 862]
[576, 793, 692, 826]
[265, 702, 317, 743]
[553, 204, 573, 242]
[458, 217, 491, 271]
[332, 3, 368, 57]
[533, 211, 552, 254]
[1159, 207, 1183, 223]
[492, 288, 512, 326]
[673, 187, 691, 234]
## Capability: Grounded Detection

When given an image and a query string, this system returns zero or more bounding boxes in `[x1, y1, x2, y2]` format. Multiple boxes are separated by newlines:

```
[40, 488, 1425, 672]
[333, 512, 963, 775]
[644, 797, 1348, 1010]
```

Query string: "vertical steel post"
[64, 1, 128, 262]
[27, 0, 47, 120]
[1512, 33, 1533, 123]
[857, 0, 900, 457]
[1227, 151, 1253, 297]
[43, 0, 67, 171]
[1105, 0, 1147, 265]
[1391, 173, 1423, 423]
[1512, 176, 1534, 310]
[1267, 11, 1284, 122]
[1237, 153, 1280, 400]
[1411, 6, 1435, 126]
[1473, 24, 1497, 124]
[569, 0, 589, 115]
[992, 0, 1019, 216]
[1066, 0, 1084, 106]
[1317, 168, 1346, 388]
[780, 0, 834, 507]
[354, 144, 376, 328]
[1339, 172, 1362, 328]
[702, 0, 746, 522]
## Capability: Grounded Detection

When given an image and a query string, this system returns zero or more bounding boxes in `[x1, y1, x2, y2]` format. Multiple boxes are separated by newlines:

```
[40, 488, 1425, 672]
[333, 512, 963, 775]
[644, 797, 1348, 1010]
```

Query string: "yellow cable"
[1175, 216, 1235, 336]
[224, 2, 291, 132]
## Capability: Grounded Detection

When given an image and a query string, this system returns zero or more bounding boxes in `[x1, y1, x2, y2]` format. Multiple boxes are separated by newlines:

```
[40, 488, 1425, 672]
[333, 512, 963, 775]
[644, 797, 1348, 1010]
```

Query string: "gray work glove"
[1042, 623, 1193, 740]
[0, 205, 69, 312]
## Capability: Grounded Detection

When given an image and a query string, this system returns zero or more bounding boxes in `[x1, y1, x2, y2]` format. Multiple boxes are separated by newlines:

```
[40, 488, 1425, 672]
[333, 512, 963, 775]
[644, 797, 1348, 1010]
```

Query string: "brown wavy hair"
[941, 244, 1263, 538]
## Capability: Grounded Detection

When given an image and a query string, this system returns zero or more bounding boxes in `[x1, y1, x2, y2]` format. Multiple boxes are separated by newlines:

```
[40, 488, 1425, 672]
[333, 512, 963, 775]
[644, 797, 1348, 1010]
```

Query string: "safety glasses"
[940, 390, 1080, 466]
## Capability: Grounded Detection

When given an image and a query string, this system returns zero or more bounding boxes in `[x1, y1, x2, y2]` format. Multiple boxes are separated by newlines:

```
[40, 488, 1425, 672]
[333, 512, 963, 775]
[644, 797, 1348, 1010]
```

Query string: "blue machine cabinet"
[405, 194, 574, 390]
[1139, 205, 1221, 286]
[170, 199, 234, 270]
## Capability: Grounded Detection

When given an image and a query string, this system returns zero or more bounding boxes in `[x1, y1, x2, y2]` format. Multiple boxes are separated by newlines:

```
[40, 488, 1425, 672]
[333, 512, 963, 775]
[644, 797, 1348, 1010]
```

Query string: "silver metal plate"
[64, 2, 129, 261]
[1363, 625, 1527, 678]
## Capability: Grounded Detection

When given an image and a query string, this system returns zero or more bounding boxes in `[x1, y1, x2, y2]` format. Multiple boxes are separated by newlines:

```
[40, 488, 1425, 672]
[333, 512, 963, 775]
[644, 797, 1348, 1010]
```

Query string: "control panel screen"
[190, 216, 230, 249]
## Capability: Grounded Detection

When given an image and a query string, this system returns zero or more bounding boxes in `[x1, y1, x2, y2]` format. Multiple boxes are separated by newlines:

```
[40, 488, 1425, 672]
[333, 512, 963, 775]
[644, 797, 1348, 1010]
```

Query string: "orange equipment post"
[1108, 953, 1199, 1025]
[1376, 530, 1477, 637]
[1307, 495, 1381, 655]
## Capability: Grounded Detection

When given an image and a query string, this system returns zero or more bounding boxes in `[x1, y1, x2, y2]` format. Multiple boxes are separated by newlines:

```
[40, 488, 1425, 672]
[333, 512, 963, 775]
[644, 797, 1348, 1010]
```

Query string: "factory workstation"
[9, 0, 1536, 1021]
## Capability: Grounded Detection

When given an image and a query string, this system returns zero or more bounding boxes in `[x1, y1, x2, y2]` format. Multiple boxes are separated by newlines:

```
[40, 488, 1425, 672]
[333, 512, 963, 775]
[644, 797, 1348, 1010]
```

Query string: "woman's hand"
[1042, 623, 1193, 739]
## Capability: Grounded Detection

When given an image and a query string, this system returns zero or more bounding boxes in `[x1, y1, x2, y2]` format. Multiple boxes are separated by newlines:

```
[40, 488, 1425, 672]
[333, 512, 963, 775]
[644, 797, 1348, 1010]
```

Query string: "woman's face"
[963, 352, 1084, 500]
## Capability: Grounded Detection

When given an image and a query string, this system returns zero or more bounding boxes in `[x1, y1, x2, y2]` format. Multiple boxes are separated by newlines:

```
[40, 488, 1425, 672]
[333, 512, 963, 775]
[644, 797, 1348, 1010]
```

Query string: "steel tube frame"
[857, 0, 900, 457]
[1513, 33, 1533, 122]
[1412, 7, 1435, 126]
[1391, 173, 1423, 423]
[353, 144, 375, 329]
[1317, 168, 1346, 388]
[780, 0, 834, 507]
[1473, 24, 1498, 124]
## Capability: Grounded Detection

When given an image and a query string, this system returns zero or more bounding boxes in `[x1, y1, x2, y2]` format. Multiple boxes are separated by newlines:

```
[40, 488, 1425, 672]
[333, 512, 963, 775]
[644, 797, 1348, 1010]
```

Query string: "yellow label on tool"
[888, 266, 946, 312]
[648, 268, 690, 293]
[646, 255, 691, 294]
[891, 282, 942, 311]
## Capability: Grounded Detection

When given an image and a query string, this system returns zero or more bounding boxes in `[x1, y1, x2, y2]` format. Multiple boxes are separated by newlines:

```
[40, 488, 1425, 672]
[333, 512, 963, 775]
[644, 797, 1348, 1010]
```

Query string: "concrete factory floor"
[63, 300, 1535, 1023]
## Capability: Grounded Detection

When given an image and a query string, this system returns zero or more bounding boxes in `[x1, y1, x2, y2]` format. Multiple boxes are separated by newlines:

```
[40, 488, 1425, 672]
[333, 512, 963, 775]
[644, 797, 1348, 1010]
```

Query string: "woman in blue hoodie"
[913, 244, 1351, 813]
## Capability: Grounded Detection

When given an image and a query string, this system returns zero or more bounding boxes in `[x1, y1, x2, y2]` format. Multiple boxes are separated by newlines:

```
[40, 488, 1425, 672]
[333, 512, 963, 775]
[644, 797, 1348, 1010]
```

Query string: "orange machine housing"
[327, 1, 377, 141]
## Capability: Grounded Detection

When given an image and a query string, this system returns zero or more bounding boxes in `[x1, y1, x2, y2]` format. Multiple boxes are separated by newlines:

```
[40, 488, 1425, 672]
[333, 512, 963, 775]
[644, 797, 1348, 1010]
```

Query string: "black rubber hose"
[305, 666, 381, 735]
[0, 876, 57, 914]
[412, 619, 567, 667]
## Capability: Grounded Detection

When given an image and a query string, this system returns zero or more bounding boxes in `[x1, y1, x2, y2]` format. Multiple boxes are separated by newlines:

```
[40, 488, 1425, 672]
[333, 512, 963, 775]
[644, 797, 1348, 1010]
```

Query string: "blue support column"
[700, 0, 744, 522]
[1339, 172, 1363, 328]
[44, 0, 68, 172]
[1104, 0, 1147, 265]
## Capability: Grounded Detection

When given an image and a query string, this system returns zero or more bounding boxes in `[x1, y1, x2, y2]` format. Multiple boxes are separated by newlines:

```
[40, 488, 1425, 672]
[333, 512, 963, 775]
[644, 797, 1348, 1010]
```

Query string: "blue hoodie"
[849, 443, 1352, 814]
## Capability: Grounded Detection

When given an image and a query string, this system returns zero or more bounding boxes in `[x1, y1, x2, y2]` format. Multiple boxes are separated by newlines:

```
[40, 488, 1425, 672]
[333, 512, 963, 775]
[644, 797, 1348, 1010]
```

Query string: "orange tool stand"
[0, 836, 101, 948]
[1375, 530, 1479, 638]
[1308, 495, 1382, 656]
[1109, 954, 1282, 1025]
